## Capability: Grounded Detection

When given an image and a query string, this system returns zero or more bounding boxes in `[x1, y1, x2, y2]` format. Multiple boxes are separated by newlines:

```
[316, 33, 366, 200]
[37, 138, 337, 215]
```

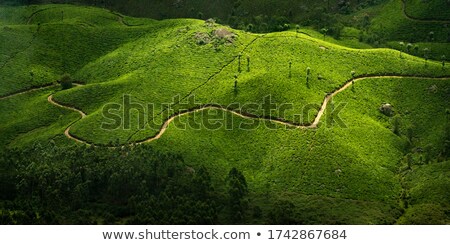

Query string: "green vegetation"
[0, 2, 449, 225]
[59, 73, 72, 90]
[403, 0, 450, 21]
[0, 144, 223, 224]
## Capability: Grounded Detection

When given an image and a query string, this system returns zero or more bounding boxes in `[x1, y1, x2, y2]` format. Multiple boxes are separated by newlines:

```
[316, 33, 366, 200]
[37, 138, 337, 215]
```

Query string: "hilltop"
[0, 4, 449, 225]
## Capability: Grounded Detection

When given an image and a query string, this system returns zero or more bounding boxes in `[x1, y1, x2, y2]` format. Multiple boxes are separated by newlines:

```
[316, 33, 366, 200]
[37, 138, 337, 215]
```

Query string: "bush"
[397, 204, 448, 225]
[60, 74, 73, 90]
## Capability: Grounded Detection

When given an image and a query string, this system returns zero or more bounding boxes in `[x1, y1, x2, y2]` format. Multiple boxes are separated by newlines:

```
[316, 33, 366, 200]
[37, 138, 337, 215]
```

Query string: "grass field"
[0, 3, 449, 224]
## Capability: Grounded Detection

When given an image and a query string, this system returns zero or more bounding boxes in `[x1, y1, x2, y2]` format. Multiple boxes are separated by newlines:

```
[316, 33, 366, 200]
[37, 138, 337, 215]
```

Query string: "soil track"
[401, 0, 450, 23]
[43, 75, 450, 146]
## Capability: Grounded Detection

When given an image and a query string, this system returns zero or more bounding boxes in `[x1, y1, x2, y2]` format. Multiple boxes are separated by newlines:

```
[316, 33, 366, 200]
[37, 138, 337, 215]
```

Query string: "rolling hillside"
[0, 4, 449, 224]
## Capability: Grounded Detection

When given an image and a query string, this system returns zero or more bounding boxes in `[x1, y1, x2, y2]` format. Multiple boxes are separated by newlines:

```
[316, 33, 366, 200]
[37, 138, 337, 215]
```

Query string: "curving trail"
[26, 7, 57, 25]
[0, 84, 55, 100]
[43, 75, 450, 146]
[47, 94, 88, 145]
[401, 0, 450, 23]
[26, 6, 140, 27]
[110, 12, 145, 27]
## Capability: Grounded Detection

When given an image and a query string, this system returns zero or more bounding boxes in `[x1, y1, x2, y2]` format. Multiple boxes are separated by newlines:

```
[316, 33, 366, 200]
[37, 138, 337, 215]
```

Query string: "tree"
[306, 67, 311, 86]
[414, 45, 419, 54]
[197, 12, 204, 20]
[226, 168, 248, 223]
[246, 24, 254, 32]
[320, 28, 329, 39]
[269, 200, 296, 224]
[406, 43, 413, 53]
[238, 53, 242, 73]
[246, 55, 250, 72]
[399, 42, 405, 58]
[60, 74, 73, 90]
[423, 48, 430, 64]
[362, 14, 370, 30]
[428, 31, 434, 41]
[234, 74, 238, 93]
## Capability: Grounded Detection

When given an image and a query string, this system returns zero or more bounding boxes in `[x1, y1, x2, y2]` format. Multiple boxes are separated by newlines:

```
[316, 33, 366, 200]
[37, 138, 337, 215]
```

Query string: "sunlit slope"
[149, 76, 448, 224]
[365, 0, 448, 42]
[0, 86, 79, 147]
[0, 4, 156, 96]
[1, 4, 449, 224]
[1, 4, 449, 147]
[57, 30, 448, 145]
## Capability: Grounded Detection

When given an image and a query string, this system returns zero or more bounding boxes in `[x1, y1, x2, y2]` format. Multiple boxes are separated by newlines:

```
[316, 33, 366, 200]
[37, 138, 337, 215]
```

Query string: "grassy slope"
[398, 160, 450, 224]
[0, 87, 80, 148]
[344, 0, 450, 61]
[387, 41, 450, 61]
[404, 0, 450, 21]
[367, 0, 448, 42]
[54, 29, 448, 145]
[1, 4, 449, 224]
[0, 4, 151, 96]
[150, 77, 448, 224]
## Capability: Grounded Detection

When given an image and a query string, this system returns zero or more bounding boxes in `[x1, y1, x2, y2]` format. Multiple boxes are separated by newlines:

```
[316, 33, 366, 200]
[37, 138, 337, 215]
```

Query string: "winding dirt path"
[47, 94, 88, 145]
[110, 12, 145, 27]
[0, 84, 55, 100]
[43, 75, 450, 146]
[125, 35, 265, 142]
[401, 0, 450, 23]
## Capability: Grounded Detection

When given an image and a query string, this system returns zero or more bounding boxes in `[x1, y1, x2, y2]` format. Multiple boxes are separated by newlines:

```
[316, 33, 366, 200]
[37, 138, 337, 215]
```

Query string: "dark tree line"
[0, 143, 234, 224]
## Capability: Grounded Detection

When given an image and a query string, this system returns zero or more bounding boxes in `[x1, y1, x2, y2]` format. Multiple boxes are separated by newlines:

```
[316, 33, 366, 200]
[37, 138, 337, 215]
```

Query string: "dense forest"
[0, 143, 255, 224]
[0, 0, 389, 35]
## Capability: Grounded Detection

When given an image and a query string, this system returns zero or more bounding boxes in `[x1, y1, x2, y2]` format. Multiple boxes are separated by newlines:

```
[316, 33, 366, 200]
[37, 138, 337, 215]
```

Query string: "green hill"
[0, 4, 449, 224]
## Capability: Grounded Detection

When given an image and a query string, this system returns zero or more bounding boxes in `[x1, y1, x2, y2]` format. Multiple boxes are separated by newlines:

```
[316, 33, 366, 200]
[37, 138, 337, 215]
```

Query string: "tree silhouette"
[227, 167, 248, 223]
[406, 43, 413, 53]
[320, 28, 328, 39]
[423, 48, 430, 64]
[414, 45, 419, 54]
[289, 61, 292, 78]
[234, 74, 238, 92]
[306, 67, 311, 86]
[246, 55, 250, 72]
[60, 74, 73, 90]
[238, 53, 242, 73]
[399, 42, 405, 58]
[428, 31, 435, 41]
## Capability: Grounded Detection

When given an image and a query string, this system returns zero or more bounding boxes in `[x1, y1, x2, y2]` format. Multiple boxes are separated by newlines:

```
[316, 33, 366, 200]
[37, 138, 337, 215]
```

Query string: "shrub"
[406, 43, 413, 53]
[60, 74, 73, 90]
[397, 204, 448, 225]
[392, 114, 401, 135]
